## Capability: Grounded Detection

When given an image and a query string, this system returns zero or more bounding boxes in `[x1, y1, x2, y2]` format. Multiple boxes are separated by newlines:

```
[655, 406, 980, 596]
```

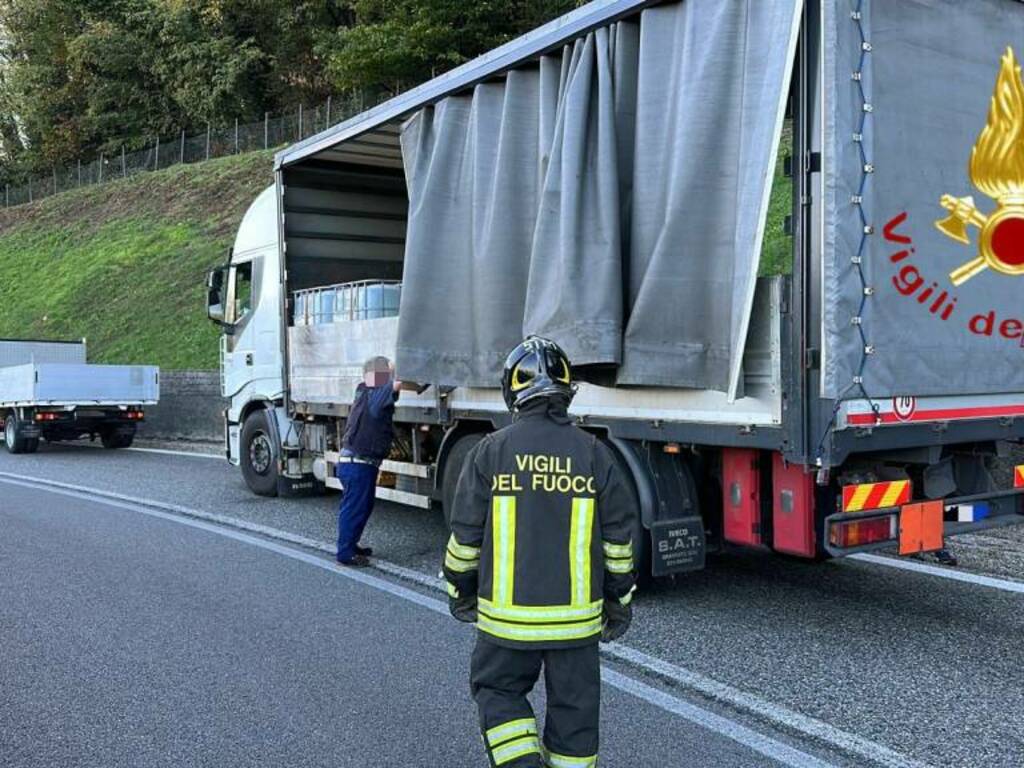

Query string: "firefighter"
[443, 336, 637, 768]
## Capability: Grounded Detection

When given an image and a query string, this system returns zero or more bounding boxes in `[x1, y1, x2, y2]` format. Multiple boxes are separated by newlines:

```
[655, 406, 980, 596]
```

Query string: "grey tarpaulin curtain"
[397, 0, 799, 392]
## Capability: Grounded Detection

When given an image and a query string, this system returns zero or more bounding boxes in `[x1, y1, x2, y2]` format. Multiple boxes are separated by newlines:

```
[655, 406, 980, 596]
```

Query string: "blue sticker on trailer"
[945, 502, 991, 523]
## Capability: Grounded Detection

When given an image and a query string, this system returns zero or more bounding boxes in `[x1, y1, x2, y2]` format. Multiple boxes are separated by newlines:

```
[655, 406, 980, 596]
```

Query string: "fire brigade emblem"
[936, 47, 1024, 286]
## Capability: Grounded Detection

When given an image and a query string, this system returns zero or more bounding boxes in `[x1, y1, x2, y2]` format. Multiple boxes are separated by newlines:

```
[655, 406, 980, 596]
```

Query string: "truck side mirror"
[206, 267, 228, 326]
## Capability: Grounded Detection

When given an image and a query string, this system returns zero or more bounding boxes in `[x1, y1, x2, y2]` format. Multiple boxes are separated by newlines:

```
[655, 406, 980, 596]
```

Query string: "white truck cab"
[207, 185, 294, 493]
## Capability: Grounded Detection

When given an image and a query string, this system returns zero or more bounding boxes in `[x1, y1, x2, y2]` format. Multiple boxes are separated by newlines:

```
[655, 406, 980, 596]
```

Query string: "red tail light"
[124, 411, 145, 421]
[829, 515, 897, 548]
[33, 412, 60, 422]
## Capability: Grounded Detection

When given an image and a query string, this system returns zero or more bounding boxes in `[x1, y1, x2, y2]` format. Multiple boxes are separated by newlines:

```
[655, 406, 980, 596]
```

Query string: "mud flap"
[651, 516, 706, 576]
[277, 475, 322, 497]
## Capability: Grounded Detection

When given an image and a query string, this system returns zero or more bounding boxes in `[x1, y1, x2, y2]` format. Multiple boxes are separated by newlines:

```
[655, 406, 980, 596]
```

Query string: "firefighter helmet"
[501, 336, 575, 412]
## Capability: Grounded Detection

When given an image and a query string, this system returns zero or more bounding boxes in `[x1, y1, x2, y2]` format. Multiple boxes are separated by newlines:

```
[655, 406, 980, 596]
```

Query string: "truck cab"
[207, 185, 290, 492]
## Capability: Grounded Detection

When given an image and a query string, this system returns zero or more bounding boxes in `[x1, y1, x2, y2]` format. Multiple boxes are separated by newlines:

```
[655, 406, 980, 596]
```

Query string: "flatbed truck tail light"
[33, 412, 60, 422]
[841, 480, 910, 513]
[124, 411, 145, 421]
[828, 515, 898, 548]
[1015, 465, 1024, 489]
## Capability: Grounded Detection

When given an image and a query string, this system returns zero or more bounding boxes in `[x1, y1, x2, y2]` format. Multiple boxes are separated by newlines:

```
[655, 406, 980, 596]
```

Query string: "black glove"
[601, 598, 632, 643]
[450, 594, 478, 623]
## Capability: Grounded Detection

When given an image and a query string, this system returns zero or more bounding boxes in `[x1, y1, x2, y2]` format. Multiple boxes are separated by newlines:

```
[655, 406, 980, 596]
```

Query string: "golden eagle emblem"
[937, 47, 1024, 285]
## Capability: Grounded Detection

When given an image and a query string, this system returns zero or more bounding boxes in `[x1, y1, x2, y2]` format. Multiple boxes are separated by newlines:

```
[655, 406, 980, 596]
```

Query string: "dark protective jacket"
[342, 382, 397, 463]
[443, 398, 637, 649]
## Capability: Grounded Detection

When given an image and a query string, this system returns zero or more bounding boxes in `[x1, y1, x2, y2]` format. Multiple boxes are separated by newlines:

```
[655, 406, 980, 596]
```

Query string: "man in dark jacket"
[443, 337, 637, 768]
[336, 355, 400, 567]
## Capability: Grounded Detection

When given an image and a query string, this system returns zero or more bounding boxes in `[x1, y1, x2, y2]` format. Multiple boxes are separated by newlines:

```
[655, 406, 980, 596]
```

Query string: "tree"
[0, 0, 580, 179]
[316, 0, 579, 95]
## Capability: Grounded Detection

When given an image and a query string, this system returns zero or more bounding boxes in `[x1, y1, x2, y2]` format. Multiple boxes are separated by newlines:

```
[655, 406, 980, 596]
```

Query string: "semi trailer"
[209, 0, 1024, 576]
[0, 339, 159, 453]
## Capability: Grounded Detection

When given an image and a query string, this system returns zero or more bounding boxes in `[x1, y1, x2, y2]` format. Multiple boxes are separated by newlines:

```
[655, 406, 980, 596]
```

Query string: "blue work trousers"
[336, 461, 379, 561]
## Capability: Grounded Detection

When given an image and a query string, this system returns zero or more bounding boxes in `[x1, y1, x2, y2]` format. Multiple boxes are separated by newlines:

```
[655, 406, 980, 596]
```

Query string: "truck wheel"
[100, 430, 135, 449]
[4, 415, 30, 454]
[442, 433, 484, 527]
[241, 410, 279, 497]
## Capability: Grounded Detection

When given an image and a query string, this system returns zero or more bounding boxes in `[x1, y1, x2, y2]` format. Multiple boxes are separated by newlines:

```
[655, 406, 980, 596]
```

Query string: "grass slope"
[0, 152, 274, 370]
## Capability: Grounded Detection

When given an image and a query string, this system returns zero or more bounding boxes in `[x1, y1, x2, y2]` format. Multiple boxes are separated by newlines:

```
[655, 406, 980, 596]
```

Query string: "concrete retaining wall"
[139, 370, 224, 443]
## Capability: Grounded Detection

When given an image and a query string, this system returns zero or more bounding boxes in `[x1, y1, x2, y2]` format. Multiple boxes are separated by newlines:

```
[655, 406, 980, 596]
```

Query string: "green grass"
[760, 127, 794, 277]
[0, 151, 275, 370]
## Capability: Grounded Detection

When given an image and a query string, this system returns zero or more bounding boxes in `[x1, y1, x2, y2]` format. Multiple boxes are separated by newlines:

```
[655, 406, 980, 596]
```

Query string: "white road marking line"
[603, 645, 933, 768]
[2, 475, 846, 768]
[70, 442, 224, 461]
[849, 553, 1024, 595]
[602, 669, 835, 768]
[125, 446, 223, 460]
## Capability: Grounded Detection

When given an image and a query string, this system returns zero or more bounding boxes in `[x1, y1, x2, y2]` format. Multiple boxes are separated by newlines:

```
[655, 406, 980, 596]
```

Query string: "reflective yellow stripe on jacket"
[602, 539, 633, 574]
[445, 533, 480, 573]
[479, 496, 601, 644]
[492, 496, 517, 606]
[570, 498, 594, 605]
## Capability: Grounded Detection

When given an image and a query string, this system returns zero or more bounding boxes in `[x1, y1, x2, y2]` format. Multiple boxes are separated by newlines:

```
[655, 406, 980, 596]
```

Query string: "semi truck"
[208, 0, 1024, 576]
[0, 339, 159, 454]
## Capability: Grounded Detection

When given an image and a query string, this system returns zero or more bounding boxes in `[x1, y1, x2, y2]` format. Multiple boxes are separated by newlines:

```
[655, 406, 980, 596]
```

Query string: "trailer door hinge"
[805, 348, 820, 370]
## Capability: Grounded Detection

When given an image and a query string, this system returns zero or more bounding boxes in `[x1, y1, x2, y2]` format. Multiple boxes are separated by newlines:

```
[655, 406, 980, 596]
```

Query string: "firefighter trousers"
[470, 635, 600, 768]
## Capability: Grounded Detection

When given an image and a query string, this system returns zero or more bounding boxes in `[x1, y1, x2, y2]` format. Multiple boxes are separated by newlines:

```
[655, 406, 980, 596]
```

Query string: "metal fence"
[2, 90, 384, 209]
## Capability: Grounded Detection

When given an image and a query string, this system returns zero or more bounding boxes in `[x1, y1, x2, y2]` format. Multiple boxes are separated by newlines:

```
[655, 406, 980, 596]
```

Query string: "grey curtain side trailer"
[212, 0, 1024, 575]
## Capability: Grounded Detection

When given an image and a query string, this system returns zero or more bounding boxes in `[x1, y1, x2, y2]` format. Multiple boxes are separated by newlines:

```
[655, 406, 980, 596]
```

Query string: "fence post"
[264, 112, 269, 149]
[99, 153, 104, 183]
[28, 177, 32, 203]
[206, 125, 211, 161]
[77, 159, 82, 187]
[5, 184, 8, 208]
[52, 167, 57, 195]
[235, 118, 239, 154]
[122, 145, 126, 178]
[180, 129, 186, 165]
[154, 137, 159, 171]
[326, 96, 332, 129]
[298, 103, 303, 140]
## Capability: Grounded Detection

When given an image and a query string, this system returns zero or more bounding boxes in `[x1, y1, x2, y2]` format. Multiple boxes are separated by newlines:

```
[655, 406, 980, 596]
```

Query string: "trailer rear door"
[821, 0, 1024, 431]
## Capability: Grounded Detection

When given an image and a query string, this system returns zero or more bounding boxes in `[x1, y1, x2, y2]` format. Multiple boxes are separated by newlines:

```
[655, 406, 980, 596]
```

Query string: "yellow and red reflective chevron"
[841, 480, 911, 513]
[1015, 466, 1024, 489]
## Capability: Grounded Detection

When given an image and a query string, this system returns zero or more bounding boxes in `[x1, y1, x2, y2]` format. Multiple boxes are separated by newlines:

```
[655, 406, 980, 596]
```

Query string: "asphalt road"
[1, 479, 847, 768]
[2, 442, 1023, 767]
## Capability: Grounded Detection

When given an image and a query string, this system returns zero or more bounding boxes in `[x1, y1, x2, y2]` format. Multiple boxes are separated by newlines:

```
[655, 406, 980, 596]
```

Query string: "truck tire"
[441, 433, 485, 527]
[241, 410, 279, 497]
[100, 429, 135, 449]
[3, 415, 32, 455]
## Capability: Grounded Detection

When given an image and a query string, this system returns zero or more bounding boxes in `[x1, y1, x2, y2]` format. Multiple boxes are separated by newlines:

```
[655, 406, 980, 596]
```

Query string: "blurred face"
[364, 370, 390, 388]
[364, 357, 392, 388]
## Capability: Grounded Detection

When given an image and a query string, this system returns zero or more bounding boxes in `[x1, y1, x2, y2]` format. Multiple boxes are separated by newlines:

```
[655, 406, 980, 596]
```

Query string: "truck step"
[325, 475, 433, 509]
[324, 451, 433, 479]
